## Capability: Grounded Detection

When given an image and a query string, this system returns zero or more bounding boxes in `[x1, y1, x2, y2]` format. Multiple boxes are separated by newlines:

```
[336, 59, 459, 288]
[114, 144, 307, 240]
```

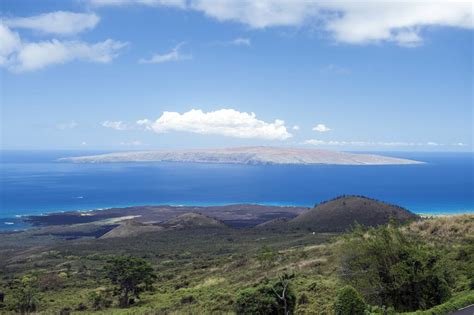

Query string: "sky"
[0, 0, 472, 151]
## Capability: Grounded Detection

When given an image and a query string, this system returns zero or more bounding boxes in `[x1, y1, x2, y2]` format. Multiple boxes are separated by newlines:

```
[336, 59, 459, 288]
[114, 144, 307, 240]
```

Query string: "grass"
[404, 214, 474, 243]
[0, 216, 472, 314]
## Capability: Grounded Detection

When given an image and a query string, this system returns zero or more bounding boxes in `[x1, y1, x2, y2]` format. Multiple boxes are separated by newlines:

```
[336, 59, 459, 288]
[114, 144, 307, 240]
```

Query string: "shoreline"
[2, 200, 473, 219]
[2, 203, 473, 221]
[1, 202, 473, 233]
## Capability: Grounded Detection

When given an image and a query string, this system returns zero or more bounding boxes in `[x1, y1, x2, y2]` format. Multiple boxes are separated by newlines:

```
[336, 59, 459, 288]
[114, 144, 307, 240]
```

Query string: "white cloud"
[90, 0, 473, 46]
[120, 140, 144, 146]
[89, 0, 186, 8]
[190, 0, 319, 28]
[0, 24, 127, 72]
[136, 118, 152, 126]
[102, 120, 131, 130]
[139, 42, 191, 64]
[4, 11, 100, 35]
[313, 124, 331, 133]
[230, 37, 251, 46]
[194, 1, 472, 45]
[292, 125, 300, 131]
[322, 2, 472, 46]
[139, 108, 292, 140]
[0, 24, 21, 66]
[57, 121, 78, 130]
[12, 38, 127, 72]
[303, 139, 452, 147]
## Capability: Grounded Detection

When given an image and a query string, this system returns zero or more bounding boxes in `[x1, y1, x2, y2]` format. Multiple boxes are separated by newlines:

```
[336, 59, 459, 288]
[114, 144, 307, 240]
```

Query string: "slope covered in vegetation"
[290, 195, 419, 232]
[0, 203, 471, 314]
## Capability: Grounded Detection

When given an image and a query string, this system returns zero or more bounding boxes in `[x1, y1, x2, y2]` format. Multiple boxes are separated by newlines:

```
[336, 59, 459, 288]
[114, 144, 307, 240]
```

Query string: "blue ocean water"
[0, 150, 473, 231]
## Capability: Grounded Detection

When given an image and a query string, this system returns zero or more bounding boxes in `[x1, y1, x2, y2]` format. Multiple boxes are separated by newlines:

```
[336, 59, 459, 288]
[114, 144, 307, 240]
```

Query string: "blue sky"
[1, 0, 472, 151]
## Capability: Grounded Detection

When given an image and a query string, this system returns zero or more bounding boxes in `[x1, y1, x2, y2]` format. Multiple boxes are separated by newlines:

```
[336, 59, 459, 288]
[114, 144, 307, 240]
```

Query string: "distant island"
[58, 146, 423, 165]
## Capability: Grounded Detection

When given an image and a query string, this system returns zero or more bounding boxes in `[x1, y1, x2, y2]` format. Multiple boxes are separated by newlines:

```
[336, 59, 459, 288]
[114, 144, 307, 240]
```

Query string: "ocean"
[0, 150, 473, 231]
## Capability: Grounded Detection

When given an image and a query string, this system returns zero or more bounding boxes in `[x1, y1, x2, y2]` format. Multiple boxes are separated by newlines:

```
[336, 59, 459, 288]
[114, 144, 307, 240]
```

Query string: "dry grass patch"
[404, 214, 474, 242]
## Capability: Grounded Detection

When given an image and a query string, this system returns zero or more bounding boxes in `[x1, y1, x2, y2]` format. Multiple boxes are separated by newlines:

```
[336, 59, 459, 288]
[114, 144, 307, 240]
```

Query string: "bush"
[337, 224, 454, 311]
[334, 285, 366, 315]
[256, 245, 279, 268]
[298, 292, 309, 305]
[404, 290, 474, 315]
[235, 286, 278, 314]
[8, 275, 40, 314]
[88, 290, 113, 310]
[104, 256, 156, 308]
[75, 302, 87, 311]
[235, 274, 296, 315]
[38, 273, 64, 291]
[365, 305, 396, 315]
[180, 295, 194, 304]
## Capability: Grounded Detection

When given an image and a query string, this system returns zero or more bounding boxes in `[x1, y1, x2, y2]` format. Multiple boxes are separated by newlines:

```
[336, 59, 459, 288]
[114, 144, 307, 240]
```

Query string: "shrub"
[404, 290, 474, 315]
[298, 292, 309, 305]
[8, 275, 40, 314]
[334, 285, 366, 315]
[38, 273, 64, 291]
[235, 287, 278, 314]
[75, 303, 87, 311]
[235, 274, 296, 315]
[256, 245, 279, 268]
[180, 295, 194, 304]
[104, 256, 156, 308]
[337, 225, 454, 311]
[88, 290, 113, 310]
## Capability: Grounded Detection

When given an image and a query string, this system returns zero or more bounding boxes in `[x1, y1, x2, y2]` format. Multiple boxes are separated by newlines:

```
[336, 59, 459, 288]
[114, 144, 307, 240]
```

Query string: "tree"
[337, 225, 454, 311]
[9, 275, 40, 314]
[334, 285, 366, 315]
[235, 273, 296, 315]
[271, 273, 296, 315]
[104, 256, 156, 308]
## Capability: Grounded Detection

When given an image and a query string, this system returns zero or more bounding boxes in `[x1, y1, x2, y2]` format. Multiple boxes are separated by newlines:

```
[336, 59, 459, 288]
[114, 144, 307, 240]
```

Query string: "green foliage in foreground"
[333, 285, 366, 315]
[404, 290, 474, 315]
[6, 274, 40, 314]
[235, 273, 296, 315]
[104, 256, 156, 308]
[337, 224, 454, 312]
[0, 216, 472, 314]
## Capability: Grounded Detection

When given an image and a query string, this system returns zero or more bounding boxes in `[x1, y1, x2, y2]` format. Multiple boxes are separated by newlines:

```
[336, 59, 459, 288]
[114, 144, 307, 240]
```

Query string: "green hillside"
[0, 200, 472, 314]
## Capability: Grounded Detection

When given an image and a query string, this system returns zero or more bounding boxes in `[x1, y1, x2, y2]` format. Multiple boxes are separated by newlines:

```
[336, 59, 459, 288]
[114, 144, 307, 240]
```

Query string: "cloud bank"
[89, 0, 186, 8]
[138, 108, 292, 140]
[0, 11, 127, 72]
[303, 139, 463, 147]
[86, 0, 473, 46]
